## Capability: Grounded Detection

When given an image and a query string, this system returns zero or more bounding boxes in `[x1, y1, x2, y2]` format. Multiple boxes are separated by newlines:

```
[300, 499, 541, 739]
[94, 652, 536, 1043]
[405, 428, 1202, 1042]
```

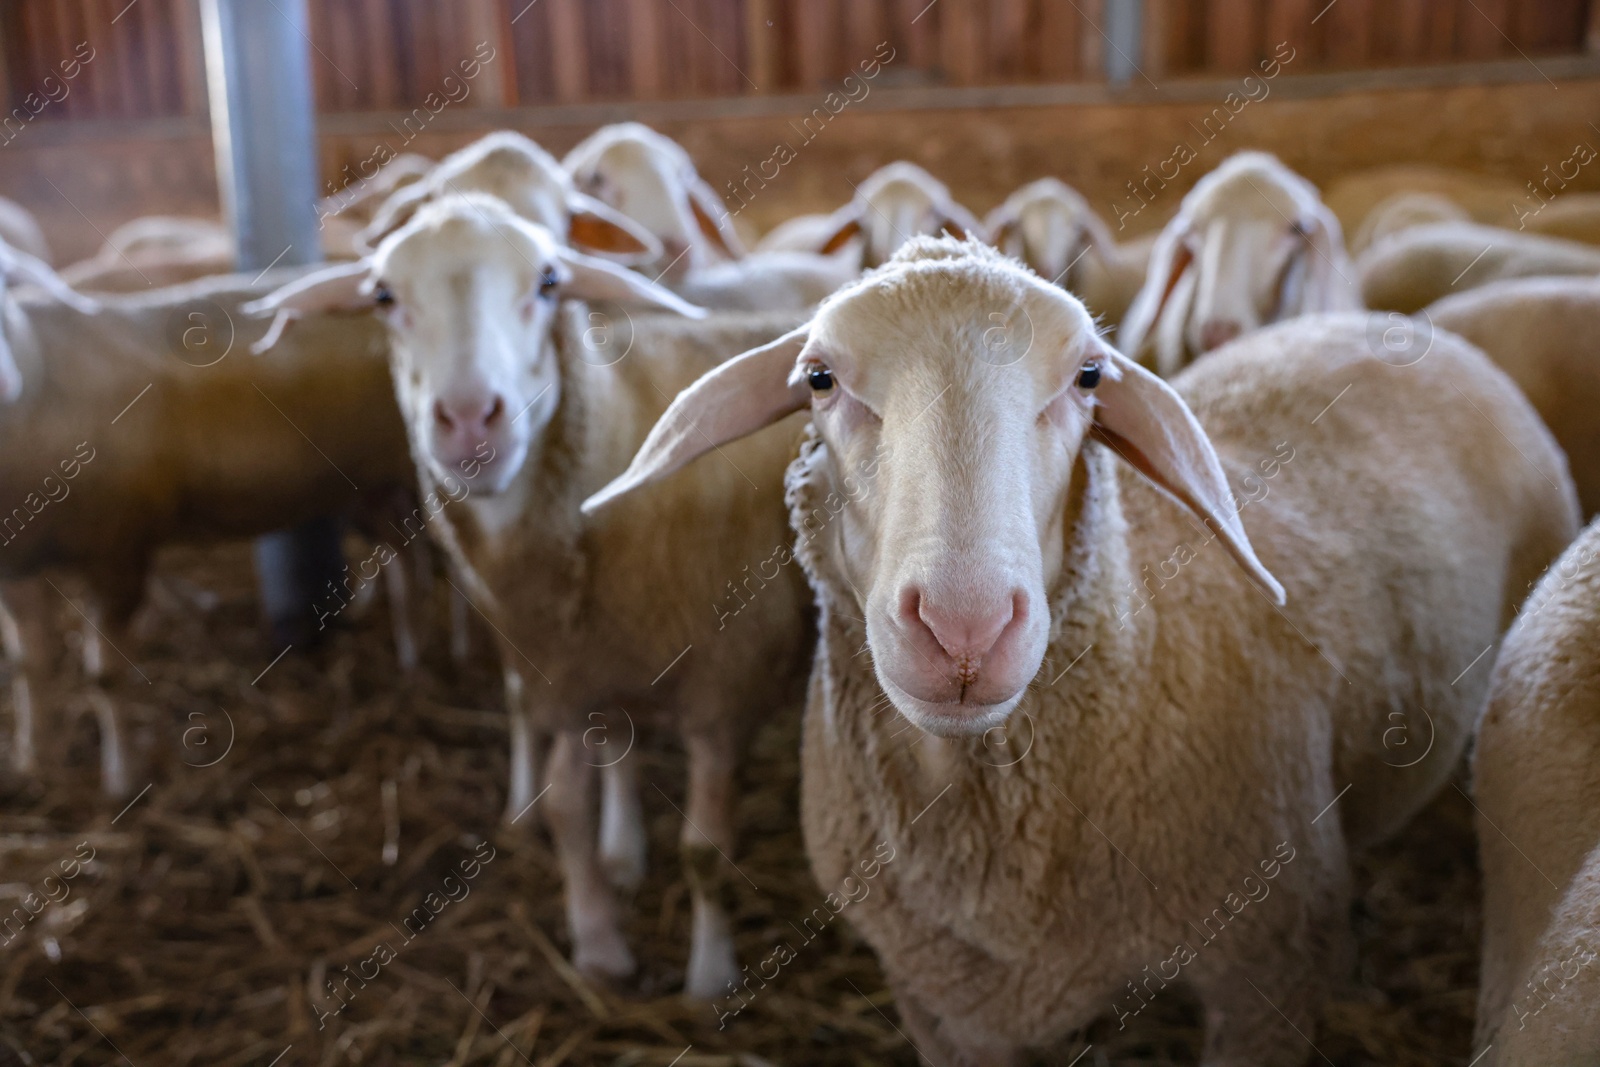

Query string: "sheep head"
[585, 238, 1283, 736]
[985, 177, 1113, 290]
[1120, 151, 1358, 377]
[247, 193, 704, 495]
[816, 161, 981, 270]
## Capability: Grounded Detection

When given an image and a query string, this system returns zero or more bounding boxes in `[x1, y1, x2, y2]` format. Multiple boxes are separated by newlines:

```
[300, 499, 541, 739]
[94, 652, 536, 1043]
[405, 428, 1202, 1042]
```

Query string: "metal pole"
[200, 0, 345, 647]
[1105, 0, 1145, 89]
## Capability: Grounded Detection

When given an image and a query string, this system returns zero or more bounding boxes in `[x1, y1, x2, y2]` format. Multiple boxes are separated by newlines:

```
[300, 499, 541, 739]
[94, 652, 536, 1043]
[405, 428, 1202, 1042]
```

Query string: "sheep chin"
[877, 677, 1023, 739]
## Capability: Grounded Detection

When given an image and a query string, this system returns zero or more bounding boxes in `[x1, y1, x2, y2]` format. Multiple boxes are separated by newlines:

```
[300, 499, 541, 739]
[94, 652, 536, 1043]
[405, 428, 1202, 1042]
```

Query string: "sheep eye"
[373, 283, 395, 307]
[538, 269, 560, 298]
[807, 366, 835, 394]
[1077, 361, 1102, 390]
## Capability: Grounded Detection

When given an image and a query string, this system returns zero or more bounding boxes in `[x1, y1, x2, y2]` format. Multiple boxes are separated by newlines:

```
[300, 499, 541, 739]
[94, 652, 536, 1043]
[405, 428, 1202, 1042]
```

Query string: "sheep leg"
[500, 668, 540, 825]
[448, 582, 471, 664]
[0, 578, 50, 775]
[599, 754, 647, 891]
[681, 728, 743, 1000]
[543, 729, 635, 981]
[83, 564, 147, 799]
[383, 555, 419, 673]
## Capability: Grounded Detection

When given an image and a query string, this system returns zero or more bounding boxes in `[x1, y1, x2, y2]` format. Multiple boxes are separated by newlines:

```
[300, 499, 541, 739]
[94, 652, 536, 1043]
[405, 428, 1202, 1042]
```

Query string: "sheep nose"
[433, 392, 506, 439]
[1199, 319, 1243, 351]
[899, 587, 1023, 677]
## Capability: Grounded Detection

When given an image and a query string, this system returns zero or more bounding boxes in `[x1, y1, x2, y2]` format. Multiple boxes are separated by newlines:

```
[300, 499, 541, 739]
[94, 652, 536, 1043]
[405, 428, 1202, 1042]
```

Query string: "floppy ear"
[1089, 344, 1285, 604]
[555, 245, 707, 319]
[818, 210, 864, 256]
[985, 207, 1022, 256]
[1118, 221, 1195, 369]
[243, 260, 375, 354]
[934, 202, 981, 243]
[1294, 203, 1359, 314]
[687, 177, 745, 260]
[582, 325, 811, 513]
[566, 191, 662, 263]
[0, 244, 99, 313]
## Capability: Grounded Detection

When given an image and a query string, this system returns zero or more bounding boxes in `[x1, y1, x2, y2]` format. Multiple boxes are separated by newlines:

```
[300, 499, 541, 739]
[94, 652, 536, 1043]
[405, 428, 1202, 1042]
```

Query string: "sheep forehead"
[375, 199, 557, 288]
[858, 161, 948, 200]
[1185, 153, 1314, 222]
[811, 248, 1091, 409]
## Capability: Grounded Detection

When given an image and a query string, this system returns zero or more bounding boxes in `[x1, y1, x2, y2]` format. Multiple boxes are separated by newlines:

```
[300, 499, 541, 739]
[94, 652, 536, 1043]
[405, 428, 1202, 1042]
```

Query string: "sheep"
[358, 131, 658, 264]
[0, 262, 413, 796]
[984, 177, 1153, 330]
[248, 192, 814, 998]
[1322, 164, 1523, 237]
[562, 122, 745, 279]
[1471, 517, 1600, 1064]
[791, 161, 982, 271]
[0, 197, 51, 265]
[1425, 276, 1600, 516]
[1120, 151, 1361, 377]
[1348, 191, 1469, 256]
[756, 212, 840, 254]
[1359, 221, 1600, 314]
[315, 151, 433, 228]
[1519, 192, 1600, 245]
[585, 237, 1576, 1063]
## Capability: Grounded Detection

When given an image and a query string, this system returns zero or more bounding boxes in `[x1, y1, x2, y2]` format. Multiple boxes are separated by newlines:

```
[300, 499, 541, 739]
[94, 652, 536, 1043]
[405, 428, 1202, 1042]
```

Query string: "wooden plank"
[1388, 0, 1430, 63]
[1078, 0, 1104, 80]
[1589, 0, 1600, 52]
[1322, 0, 1373, 66]
[792, 0, 832, 88]
[173, 0, 209, 119]
[1264, 0, 1312, 65]
[547, 0, 588, 101]
[625, 0, 663, 99]
[1207, 0, 1258, 71]
[1459, 0, 1510, 60]
[460, 0, 507, 107]
[745, 0, 775, 92]
[1038, 0, 1080, 80]
[939, 0, 983, 85]
[1140, 0, 1167, 80]
[987, 0, 1028, 82]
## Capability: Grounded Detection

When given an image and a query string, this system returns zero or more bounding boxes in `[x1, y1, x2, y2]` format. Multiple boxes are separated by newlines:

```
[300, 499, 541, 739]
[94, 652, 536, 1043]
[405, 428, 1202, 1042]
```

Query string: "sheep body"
[0, 197, 51, 265]
[787, 302, 1573, 1059]
[671, 249, 856, 310]
[1359, 220, 1600, 313]
[1472, 517, 1600, 1063]
[1426, 276, 1600, 516]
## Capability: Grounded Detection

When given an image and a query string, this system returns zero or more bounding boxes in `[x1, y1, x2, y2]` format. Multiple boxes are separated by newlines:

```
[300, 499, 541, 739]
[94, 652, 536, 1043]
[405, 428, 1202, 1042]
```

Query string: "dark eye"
[1077, 361, 1101, 390]
[373, 283, 395, 307]
[807, 366, 835, 394]
[539, 269, 560, 298]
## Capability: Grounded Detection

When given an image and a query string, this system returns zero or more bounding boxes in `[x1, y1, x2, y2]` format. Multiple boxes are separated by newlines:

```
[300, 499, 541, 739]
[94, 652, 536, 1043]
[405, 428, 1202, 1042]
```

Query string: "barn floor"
[0, 539, 1482, 1066]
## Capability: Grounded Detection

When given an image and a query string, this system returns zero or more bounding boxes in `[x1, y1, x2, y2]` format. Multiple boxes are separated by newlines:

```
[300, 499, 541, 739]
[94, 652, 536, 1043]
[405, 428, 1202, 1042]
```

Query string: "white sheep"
[984, 177, 1153, 330]
[562, 122, 745, 278]
[1348, 190, 1469, 256]
[1359, 221, 1600, 314]
[1120, 151, 1361, 377]
[586, 238, 1576, 1063]
[1322, 164, 1524, 238]
[249, 193, 814, 998]
[0, 197, 52, 266]
[791, 161, 982, 271]
[0, 262, 412, 796]
[1472, 516, 1600, 1064]
[316, 151, 433, 228]
[1426, 276, 1600, 516]
[358, 130, 659, 262]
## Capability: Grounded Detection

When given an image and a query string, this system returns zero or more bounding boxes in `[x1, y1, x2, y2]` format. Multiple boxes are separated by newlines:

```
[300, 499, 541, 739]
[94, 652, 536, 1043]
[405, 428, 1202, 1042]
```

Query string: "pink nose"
[1199, 319, 1243, 351]
[899, 587, 1024, 683]
[433, 392, 505, 441]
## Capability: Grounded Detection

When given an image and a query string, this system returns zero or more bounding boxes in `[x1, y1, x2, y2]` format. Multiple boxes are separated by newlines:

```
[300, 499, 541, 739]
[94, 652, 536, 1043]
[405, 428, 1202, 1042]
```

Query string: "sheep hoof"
[573, 931, 636, 984]
[601, 844, 646, 893]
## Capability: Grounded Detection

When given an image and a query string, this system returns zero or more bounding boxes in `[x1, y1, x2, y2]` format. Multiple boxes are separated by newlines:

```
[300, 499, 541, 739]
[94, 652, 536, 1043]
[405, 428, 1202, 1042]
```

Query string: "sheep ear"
[555, 246, 707, 319]
[687, 178, 745, 259]
[1089, 345, 1286, 604]
[935, 203, 980, 242]
[1295, 205, 1357, 314]
[582, 325, 811, 513]
[818, 212, 864, 256]
[243, 260, 375, 354]
[0, 245, 99, 313]
[566, 191, 661, 262]
[1119, 223, 1195, 367]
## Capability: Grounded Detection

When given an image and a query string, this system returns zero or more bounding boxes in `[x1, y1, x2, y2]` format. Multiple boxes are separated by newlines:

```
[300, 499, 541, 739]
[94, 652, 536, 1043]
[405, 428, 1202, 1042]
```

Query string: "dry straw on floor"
[0, 541, 1481, 1065]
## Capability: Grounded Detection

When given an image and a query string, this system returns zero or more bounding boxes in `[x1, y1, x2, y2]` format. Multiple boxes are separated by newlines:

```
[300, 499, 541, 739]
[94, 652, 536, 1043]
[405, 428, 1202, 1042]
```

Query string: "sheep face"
[819, 163, 979, 269]
[583, 239, 1285, 736]
[1121, 153, 1354, 376]
[986, 179, 1103, 288]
